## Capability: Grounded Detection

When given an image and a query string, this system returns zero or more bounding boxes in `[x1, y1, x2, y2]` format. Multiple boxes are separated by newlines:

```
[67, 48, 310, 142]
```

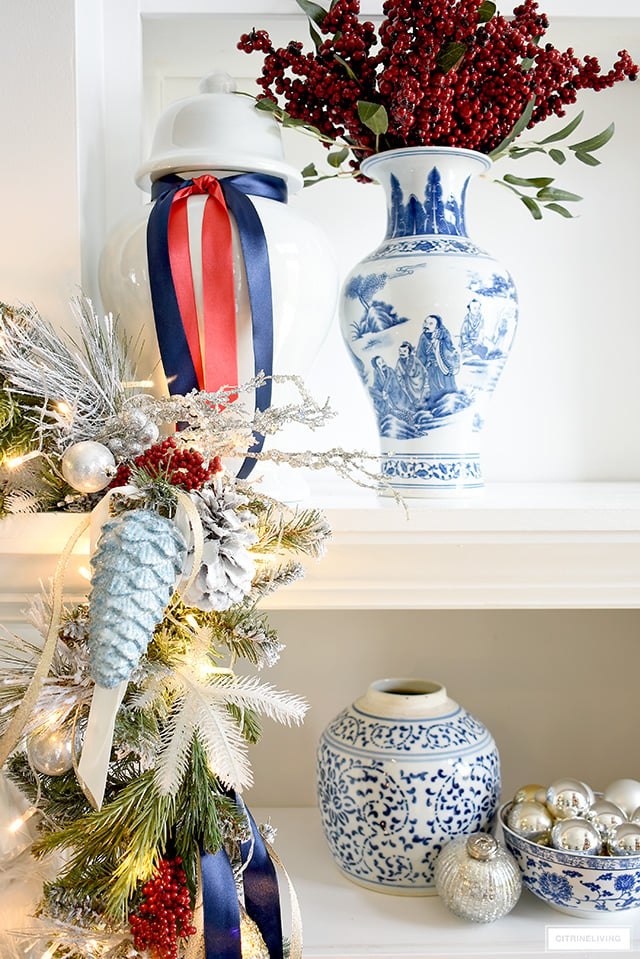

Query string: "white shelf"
[256, 806, 640, 959]
[261, 481, 640, 610]
[1, 482, 640, 621]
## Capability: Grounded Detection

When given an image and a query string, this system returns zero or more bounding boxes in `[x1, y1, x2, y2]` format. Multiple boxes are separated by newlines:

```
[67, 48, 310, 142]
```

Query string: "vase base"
[379, 452, 483, 497]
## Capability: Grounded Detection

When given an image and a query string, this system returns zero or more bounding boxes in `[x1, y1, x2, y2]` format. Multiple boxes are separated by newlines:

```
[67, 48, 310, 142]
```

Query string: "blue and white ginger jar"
[339, 146, 518, 496]
[316, 678, 501, 895]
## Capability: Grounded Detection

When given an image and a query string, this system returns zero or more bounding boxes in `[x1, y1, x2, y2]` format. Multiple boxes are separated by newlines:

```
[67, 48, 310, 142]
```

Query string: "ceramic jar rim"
[360, 145, 492, 180]
[357, 678, 450, 718]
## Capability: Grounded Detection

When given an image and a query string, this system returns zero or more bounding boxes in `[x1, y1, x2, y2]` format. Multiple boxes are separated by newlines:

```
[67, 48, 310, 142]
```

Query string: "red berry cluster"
[238, 0, 637, 166]
[110, 437, 221, 492]
[129, 857, 197, 959]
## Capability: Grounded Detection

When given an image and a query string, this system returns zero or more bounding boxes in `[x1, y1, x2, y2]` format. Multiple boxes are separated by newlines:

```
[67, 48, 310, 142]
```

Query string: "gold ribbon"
[0, 514, 91, 770]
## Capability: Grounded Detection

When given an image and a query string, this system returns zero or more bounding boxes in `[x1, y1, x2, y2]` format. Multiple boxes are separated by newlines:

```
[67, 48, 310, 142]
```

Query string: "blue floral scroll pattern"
[381, 456, 482, 483]
[316, 739, 500, 890]
[368, 237, 487, 260]
[324, 705, 489, 754]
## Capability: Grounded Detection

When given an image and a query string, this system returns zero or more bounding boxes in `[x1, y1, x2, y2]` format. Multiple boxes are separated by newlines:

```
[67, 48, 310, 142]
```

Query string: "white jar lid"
[135, 72, 303, 193]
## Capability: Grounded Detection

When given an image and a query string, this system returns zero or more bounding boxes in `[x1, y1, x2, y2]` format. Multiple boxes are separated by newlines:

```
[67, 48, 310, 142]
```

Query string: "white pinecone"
[183, 486, 258, 611]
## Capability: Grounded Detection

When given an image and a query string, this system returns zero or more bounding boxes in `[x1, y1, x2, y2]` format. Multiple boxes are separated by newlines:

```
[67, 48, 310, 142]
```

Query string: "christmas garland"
[0, 298, 382, 958]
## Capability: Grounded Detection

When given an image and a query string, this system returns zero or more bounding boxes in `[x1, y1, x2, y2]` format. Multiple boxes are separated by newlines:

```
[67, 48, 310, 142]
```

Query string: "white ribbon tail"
[76, 681, 128, 811]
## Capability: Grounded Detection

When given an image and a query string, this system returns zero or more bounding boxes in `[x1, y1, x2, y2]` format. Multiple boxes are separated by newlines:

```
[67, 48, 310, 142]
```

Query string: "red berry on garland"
[110, 436, 217, 492]
[129, 857, 196, 959]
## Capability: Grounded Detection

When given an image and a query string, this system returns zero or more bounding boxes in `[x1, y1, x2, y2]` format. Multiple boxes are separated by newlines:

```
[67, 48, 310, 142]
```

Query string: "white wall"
[0, 0, 80, 327]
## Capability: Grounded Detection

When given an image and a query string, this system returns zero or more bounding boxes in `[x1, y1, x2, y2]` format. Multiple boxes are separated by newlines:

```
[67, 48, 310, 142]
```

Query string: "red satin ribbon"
[167, 175, 239, 395]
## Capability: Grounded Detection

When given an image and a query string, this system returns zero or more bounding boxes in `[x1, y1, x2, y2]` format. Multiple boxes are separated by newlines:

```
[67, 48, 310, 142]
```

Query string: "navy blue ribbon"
[240, 805, 284, 959]
[199, 798, 284, 959]
[147, 173, 288, 477]
[200, 843, 242, 959]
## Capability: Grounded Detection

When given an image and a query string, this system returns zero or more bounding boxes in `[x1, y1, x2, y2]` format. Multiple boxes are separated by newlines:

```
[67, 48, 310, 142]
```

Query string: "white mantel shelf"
[1, 482, 640, 620]
[256, 806, 640, 959]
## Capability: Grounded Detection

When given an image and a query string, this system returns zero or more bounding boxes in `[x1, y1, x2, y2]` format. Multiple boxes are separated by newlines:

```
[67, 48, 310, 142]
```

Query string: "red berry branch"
[239, 0, 637, 171]
[110, 436, 221, 493]
[129, 857, 197, 959]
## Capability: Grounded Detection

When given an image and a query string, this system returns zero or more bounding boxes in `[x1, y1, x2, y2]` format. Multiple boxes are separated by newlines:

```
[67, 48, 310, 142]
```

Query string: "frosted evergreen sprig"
[0, 297, 138, 453]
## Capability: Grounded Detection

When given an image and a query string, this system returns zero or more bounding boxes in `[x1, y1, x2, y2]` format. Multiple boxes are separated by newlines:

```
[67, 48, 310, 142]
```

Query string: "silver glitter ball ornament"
[551, 817, 602, 855]
[61, 441, 116, 493]
[27, 725, 74, 776]
[587, 799, 627, 839]
[434, 834, 521, 923]
[603, 779, 640, 817]
[506, 800, 553, 843]
[546, 778, 593, 819]
[607, 822, 640, 856]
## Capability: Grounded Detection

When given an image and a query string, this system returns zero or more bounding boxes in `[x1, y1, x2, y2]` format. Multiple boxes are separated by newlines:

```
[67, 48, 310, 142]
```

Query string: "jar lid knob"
[198, 72, 237, 95]
[466, 834, 498, 861]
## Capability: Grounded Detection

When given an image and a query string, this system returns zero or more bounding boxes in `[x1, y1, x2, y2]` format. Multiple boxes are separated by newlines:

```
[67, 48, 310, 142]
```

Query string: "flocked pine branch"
[0, 297, 138, 452]
[252, 504, 331, 559]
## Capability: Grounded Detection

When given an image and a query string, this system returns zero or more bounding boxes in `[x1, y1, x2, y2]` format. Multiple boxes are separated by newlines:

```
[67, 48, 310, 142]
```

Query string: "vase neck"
[361, 147, 491, 241]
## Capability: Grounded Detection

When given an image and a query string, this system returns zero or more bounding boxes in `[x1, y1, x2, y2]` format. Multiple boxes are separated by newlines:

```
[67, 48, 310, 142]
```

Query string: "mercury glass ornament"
[506, 800, 553, 843]
[608, 822, 640, 856]
[434, 834, 521, 923]
[546, 778, 593, 819]
[27, 725, 74, 776]
[551, 818, 602, 855]
[587, 799, 627, 839]
[603, 779, 640, 817]
[61, 440, 116, 493]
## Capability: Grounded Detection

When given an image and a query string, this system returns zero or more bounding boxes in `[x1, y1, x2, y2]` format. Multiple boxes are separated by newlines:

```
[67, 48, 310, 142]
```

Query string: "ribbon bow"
[147, 172, 288, 478]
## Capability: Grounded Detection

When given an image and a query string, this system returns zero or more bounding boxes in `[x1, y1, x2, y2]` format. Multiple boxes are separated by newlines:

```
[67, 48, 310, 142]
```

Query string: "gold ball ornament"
[513, 784, 546, 805]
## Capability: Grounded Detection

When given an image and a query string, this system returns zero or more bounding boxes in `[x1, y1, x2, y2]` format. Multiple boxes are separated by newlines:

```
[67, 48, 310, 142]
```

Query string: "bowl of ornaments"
[499, 777, 640, 917]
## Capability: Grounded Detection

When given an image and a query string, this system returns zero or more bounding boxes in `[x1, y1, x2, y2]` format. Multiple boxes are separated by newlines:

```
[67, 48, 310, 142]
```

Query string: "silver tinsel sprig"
[128, 373, 333, 462]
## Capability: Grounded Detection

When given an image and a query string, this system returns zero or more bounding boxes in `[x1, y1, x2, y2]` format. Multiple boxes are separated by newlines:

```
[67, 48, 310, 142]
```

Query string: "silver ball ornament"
[586, 799, 627, 839]
[61, 441, 115, 493]
[603, 779, 640, 817]
[27, 725, 74, 776]
[546, 778, 593, 819]
[507, 800, 553, 842]
[551, 818, 602, 855]
[607, 822, 640, 856]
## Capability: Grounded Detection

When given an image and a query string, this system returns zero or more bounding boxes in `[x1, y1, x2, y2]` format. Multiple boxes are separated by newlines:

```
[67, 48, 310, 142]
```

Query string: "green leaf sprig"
[490, 110, 615, 219]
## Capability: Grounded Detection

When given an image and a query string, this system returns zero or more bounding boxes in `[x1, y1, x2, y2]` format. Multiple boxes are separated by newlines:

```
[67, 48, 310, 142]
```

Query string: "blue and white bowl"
[500, 802, 640, 918]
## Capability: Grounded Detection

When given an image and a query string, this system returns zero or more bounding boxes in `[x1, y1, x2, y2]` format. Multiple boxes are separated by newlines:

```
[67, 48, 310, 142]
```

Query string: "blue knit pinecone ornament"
[89, 508, 187, 689]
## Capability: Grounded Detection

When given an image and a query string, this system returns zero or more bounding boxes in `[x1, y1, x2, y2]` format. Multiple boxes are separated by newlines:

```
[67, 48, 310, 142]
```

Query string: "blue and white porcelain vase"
[316, 678, 501, 895]
[339, 147, 518, 496]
